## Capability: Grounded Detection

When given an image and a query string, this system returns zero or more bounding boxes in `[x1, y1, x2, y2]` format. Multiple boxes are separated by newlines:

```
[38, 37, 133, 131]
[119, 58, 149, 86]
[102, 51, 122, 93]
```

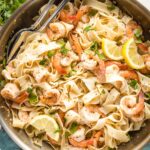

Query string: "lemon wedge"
[30, 115, 60, 141]
[122, 38, 145, 69]
[102, 38, 123, 60]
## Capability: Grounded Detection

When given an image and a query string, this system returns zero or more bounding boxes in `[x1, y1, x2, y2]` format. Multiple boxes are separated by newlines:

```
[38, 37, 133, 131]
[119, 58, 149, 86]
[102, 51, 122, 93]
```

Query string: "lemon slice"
[102, 38, 123, 60]
[30, 115, 60, 141]
[122, 38, 145, 69]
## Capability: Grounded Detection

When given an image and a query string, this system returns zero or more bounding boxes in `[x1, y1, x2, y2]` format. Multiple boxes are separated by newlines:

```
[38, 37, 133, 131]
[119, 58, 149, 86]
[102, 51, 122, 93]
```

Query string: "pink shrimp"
[69, 34, 83, 55]
[120, 91, 145, 116]
[52, 53, 67, 75]
[40, 89, 60, 106]
[137, 43, 149, 54]
[93, 59, 106, 83]
[86, 105, 106, 118]
[15, 91, 29, 104]
[74, 6, 90, 25]
[105, 61, 129, 70]
[69, 130, 103, 148]
[126, 21, 140, 37]
[139, 54, 150, 74]
[47, 22, 66, 40]
[120, 70, 139, 80]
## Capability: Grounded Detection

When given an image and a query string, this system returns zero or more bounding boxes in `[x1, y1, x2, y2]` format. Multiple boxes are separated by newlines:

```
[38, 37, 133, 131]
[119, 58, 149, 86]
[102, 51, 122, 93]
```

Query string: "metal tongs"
[7, 0, 69, 63]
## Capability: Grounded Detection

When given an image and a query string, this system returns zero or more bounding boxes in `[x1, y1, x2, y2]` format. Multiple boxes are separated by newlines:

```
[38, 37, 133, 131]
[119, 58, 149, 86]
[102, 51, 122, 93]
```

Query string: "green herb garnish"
[135, 38, 142, 44]
[0, 80, 6, 88]
[107, 4, 116, 11]
[0, 0, 26, 25]
[39, 58, 48, 66]
[47, 51, 55, 58]
[57, 39, 66, 47]
[129, 80, 138, 89]
[90, 41, 99, 51]
[95, 51, 106, 60]
[65, 69, 77, 78]
[54, 128, 61, 133]
[60, 47, 69, 55]
[27, 87, 38, 104]
[84, 25, 93, 32]
[69, 122, 78, 134]
[90, 42, 106, 60]
[134, 28, 142, 38]
[65, 131, 71, 138]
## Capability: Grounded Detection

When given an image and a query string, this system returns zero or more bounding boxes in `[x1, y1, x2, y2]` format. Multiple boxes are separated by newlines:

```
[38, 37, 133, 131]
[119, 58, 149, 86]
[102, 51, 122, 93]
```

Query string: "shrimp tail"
[52, 53, 67, 75]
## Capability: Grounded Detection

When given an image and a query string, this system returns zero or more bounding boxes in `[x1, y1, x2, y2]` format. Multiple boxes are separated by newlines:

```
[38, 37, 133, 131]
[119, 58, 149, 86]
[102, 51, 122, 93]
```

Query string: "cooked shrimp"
[47, 22, 74, 40]
[47, 23, 65, 40]
[74, 6, 90, 25]
[69, 130, 103, 148]
[93, 60, 106, 83]
[58, 110, 65, 123]
[105, 61, 128, 70]
[60, 51, 79, 67]
[143, 54, 150, 71]
[18, 110, 29, 122]
[81, 53, 97, 70]
[69, 34, 83, 55]
[126, 21, 140, 37]
[59, 2, 77, 23]
[41, 89, 60, 106]
[138, 43, 149, 54]
[15, 91, 29, 104]
[52, 53, 67, 75]
[120, 70, 139, 80]
[60, 5, 89, 25]
[1, 83, 20, 101]
[60, 10, 77, 24]
[86, 105, 106, 118]
[131, 111, 144, 122]
[120, 91, 144, 116]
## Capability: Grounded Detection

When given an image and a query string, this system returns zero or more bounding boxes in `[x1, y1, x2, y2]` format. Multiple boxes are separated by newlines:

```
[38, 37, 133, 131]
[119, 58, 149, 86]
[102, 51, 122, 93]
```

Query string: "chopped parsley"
[27, 87, 38, 105]
[107, 4, 116, 11]
[90, 42, 106, 60]
[60, 46, 69, 55]
[134, 28, 143, 44]
[54, 128, 61, 133]
[95, 51, 106, 60]
[69, 122, 78, 134]
[65, 69, 77, 78]
[129, 80, 138, 89]
[39, 58, 48, 66]
[57, 39, 66, 47]
[65, 131, 71, 138]
[90, 41, 99, 51]
[0, 79, 6, 88]
[47, 51, 55, 58]
[134, 28, 142, 38]
[84, 25, 93, 32]
[0, 0, 26, 25]
[135, 38, 143, 44]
